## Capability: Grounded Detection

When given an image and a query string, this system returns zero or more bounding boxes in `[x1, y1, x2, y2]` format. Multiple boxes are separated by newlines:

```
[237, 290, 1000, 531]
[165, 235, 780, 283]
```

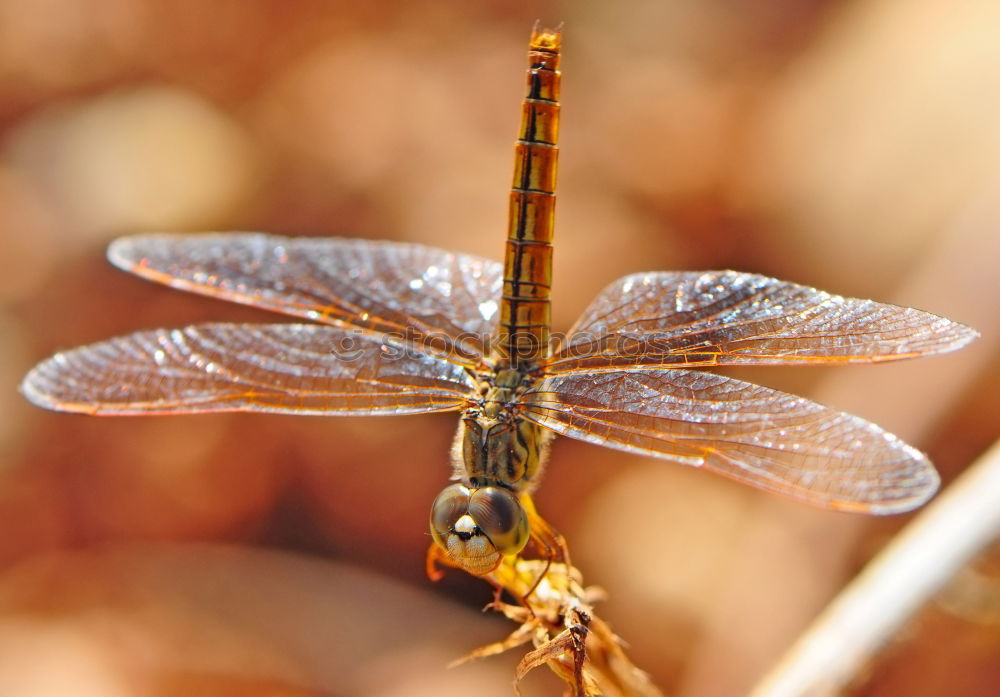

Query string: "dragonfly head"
[429, 482, 530, 576]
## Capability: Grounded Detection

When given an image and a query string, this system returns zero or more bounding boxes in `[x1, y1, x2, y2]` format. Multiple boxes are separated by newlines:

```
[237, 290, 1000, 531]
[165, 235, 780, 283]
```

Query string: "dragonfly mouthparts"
[453, 514, 478, 539]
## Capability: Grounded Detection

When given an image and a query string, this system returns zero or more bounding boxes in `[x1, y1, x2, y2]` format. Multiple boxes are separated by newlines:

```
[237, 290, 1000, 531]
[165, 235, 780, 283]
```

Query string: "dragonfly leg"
[521, 550, 553, 604]
[425, 543, 452, 581]
[518, 494, 571, 603]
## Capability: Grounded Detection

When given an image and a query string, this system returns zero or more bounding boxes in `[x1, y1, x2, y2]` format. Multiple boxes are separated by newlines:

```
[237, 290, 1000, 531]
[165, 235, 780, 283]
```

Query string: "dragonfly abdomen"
[496, 27, 561, 369]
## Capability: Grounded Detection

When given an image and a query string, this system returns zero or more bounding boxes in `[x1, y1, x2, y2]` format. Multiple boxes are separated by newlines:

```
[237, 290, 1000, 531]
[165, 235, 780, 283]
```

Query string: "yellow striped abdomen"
[495, 27, 561, 370]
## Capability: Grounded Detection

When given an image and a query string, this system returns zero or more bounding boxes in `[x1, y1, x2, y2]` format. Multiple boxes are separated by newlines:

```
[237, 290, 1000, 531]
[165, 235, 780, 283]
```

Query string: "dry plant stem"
[748, 437, 1000, 697]
[455, 554, 662, 697]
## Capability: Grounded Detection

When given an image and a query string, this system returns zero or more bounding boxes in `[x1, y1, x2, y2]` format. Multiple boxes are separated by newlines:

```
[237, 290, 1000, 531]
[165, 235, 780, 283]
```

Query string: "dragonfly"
[22, 27, 977, 590]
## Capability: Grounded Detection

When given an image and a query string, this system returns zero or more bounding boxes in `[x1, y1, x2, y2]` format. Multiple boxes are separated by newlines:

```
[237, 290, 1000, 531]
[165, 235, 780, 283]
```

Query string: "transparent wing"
[520, 369, 938, 513]
[548, 271, 977, 372]
[109, 234, 503, 363]
[21, 324, 476, 416]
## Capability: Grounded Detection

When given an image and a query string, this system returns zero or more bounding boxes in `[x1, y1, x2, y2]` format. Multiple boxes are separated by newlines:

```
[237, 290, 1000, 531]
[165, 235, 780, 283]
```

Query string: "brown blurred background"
[1, 1, 999, 696]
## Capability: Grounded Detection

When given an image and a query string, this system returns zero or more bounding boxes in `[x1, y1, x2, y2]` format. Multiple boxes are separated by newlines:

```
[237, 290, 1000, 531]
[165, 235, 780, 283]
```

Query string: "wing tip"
[19, 363, 98, 416]
[19, 367, 51, 410]
[106, 236, 129, 271]
[107, 231, 263, 268]
[107, 232, 188, 269]
[106, 234, 152, 272]
[831, 459, 941, 516]
[948, 322, 981, 352]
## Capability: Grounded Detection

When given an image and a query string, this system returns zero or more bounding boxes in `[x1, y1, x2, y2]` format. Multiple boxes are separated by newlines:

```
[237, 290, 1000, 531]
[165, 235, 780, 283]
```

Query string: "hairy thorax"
[452, 367, 551, 493]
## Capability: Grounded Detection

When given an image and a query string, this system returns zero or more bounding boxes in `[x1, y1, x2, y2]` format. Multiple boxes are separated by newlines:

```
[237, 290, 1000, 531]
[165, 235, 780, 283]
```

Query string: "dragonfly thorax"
[456, 367, 549, 493]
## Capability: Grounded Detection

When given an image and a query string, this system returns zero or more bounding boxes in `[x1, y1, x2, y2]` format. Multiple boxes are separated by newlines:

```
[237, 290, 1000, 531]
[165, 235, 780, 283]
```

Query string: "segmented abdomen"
[495, 28, 561, 370]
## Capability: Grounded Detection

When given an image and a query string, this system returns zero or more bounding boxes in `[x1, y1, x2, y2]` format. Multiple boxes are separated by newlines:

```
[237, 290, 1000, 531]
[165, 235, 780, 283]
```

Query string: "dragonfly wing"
[109, 234, 503, 362]
[21, 324, 475, 416]
[520, 369, 938, 513]
[549, 271, 977, 371]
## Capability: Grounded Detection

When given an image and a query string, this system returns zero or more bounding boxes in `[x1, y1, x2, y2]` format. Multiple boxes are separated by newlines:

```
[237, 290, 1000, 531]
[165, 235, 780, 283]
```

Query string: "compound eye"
[429, 483, 471, 547]
[468, 487, 529, 555]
